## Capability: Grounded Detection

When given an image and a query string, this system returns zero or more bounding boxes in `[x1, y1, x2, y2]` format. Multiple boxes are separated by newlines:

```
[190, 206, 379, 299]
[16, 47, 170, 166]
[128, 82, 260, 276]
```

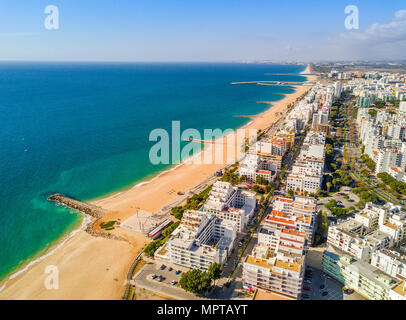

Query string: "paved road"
[302, 266, 366, 300]
[350, 170, 402, 206]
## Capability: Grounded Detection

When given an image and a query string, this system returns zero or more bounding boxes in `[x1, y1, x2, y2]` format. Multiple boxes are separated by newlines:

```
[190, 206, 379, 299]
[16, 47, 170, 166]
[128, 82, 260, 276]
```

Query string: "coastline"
[0, 65, 317, 300]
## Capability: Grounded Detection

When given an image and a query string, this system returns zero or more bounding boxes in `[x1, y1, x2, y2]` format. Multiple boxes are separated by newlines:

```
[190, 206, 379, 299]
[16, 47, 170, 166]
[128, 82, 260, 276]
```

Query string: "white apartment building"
[242, 244, 305, 299]
[162, 210, 237, 271]
[334, 81, 342, 99]
[327, 202, 405, 261]
[324, 201, 406, 300]
[375, 149, 402, 174]
[204, 181, 256, 232]
[371, 249, 406, 281]
[389, 281, 406, 300]
[286, 131, 325, 194]
[241, 195, 316, 299]
[323, 248, 399, 300]
[286, 173, 323, 194]
[239, 153, 276, 184]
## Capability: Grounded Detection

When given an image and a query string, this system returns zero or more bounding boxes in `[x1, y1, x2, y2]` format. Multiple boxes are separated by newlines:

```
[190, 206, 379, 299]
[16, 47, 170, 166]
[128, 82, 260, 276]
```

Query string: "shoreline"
[0, 64, 317, 299]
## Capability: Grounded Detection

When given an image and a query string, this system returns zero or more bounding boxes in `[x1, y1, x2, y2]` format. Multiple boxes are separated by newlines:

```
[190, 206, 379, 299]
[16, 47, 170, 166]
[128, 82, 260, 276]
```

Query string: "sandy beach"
[0, 65, 317, 300]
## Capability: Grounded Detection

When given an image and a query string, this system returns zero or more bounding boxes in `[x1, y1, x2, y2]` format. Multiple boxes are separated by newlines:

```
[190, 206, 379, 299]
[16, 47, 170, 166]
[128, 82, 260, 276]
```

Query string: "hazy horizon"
[0, 0, 406, 62]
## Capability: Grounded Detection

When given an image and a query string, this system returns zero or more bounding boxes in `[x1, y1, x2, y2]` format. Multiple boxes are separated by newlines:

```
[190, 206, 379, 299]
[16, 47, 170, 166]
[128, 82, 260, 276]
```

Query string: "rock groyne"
[48, 194, 106, 219]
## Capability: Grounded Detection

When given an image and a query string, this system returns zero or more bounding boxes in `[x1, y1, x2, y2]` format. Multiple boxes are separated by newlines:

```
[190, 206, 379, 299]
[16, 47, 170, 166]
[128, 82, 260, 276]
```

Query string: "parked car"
[168, 267, 173, 271]
[157, 276, 163, 282]
[151, 274, 157, 279]
[175, 270, 181, 275]
[322, 291, 328, 296]
[302, 294, 310, 299]
[171, 280, 177, 286]
[304, 279, 312, 284]
[320, 284, 325, 290]
[344, 288, 354, 295]
[303, 286, 311, 291]
[160, 264, 166, 270]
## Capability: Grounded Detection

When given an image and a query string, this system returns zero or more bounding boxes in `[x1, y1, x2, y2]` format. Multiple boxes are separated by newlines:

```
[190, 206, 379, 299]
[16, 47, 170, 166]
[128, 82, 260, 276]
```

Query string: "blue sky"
[0, 0, 405, 61]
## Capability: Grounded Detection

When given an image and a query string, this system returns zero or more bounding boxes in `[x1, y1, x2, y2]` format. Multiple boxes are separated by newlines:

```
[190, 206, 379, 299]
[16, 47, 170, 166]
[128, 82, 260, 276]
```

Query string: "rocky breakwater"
[48, 194, 107, 218]
[48, 194, 128, 242]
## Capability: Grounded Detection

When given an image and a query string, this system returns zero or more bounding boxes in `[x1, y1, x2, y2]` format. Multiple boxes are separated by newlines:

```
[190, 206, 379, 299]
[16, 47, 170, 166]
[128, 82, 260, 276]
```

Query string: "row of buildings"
[323, 202, 406, 300]
[357, 104, 406, 179]
[239, 133, 296, 184]
[239, 82, 341, 299]
[154, 181, 257, 271]
[242, 195, 318, 299]
[286, 131, 326, 194]
[283, 82, 340, 195]
[348, 72, 406, 107]
[346, 72, 406, 180]
[239, 82, 338, 194]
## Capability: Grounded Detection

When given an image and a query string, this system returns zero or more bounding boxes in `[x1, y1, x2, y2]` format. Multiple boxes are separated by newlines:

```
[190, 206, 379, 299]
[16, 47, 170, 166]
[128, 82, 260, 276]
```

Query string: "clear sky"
[0, 0, 405, 61]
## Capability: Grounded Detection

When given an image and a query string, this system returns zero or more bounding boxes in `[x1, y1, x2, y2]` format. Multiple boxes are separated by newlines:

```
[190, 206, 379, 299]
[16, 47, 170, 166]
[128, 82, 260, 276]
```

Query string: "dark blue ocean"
[0, 62, 306, 283]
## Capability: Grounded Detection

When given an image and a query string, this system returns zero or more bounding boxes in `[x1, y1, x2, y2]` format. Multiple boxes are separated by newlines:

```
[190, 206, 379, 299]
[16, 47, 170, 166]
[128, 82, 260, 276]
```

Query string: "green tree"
[179, 269, 212, 295]
[162, 221, 180, 238]
[208, 263, 222, 286]
[144, 240, 163, 257]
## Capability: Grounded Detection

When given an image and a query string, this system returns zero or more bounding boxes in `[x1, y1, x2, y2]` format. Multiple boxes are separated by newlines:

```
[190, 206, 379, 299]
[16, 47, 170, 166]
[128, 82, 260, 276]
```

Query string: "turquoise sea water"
[0, 62, 306, 283]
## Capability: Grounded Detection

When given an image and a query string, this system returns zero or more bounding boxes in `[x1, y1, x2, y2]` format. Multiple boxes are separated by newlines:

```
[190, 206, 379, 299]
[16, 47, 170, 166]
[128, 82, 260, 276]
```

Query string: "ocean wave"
[0, 215, 91, 293]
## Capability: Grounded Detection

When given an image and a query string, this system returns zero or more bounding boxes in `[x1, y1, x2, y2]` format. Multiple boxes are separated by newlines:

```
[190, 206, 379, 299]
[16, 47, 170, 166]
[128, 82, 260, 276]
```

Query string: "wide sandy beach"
[0, 65, 317, 300]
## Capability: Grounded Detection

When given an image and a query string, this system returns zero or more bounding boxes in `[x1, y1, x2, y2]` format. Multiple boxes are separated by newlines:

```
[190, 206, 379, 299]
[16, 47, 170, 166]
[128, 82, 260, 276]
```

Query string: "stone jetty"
[48, 194, 107, 218]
